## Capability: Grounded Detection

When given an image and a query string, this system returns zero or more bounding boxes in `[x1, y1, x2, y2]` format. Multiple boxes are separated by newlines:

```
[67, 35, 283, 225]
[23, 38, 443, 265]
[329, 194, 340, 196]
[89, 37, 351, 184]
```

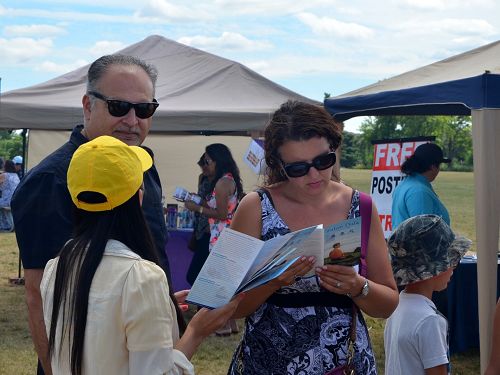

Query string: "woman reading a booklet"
[227, 101, 399, 375]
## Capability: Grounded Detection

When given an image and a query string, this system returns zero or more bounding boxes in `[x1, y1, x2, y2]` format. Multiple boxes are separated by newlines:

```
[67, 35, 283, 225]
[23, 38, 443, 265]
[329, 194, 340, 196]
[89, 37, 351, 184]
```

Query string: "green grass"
[0, 170, 480, 374]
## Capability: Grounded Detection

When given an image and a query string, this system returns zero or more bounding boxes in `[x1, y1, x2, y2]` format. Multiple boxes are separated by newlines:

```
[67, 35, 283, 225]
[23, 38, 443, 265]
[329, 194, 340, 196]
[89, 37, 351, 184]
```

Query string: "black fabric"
[12, 126, 86, 269]
[37, 360, 44, 375]
[186, 232, 210, 285]
[141, 161, 171, 278]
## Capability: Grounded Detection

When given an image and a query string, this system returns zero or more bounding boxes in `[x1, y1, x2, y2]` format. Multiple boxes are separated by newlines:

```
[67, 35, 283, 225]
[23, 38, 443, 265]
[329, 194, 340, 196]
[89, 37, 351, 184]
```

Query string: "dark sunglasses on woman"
[281, 151, 336, 178]
[88, 91, 159, 119]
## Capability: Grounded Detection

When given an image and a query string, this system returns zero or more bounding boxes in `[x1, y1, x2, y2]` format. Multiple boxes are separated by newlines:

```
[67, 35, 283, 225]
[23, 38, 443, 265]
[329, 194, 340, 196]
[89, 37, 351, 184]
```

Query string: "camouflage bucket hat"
[387, 214, 472, 286]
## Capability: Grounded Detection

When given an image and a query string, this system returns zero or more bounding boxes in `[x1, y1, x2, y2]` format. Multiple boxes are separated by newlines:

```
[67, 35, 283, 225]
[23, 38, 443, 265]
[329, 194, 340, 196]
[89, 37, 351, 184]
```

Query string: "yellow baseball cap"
[68, 135, 153, 212]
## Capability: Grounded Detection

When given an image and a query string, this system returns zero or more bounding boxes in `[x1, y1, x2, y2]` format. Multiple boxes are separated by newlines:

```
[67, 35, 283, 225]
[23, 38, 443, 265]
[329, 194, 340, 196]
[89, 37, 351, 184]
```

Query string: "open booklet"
[186, 216, 361, 308]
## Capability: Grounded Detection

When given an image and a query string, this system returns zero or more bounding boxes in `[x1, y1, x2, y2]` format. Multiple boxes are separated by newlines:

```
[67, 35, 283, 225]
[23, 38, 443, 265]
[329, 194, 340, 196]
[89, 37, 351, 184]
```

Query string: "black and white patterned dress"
[228, 189, 377, 375]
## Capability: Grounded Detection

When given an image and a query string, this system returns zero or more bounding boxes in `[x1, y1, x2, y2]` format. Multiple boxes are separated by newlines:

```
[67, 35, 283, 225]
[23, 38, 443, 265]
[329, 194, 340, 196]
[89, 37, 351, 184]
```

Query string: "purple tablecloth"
[165, 229, 194, 292]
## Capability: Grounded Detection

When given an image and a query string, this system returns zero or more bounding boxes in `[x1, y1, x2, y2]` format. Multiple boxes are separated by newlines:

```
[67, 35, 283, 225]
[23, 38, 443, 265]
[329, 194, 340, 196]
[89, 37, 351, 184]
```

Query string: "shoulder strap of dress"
[255, 187, 276, 208]
[359, 191, 372, 277]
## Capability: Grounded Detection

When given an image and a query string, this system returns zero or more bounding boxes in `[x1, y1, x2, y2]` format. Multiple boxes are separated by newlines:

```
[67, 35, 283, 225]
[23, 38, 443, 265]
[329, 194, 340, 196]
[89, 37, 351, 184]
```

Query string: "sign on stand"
[370, 137, 434, 238]
[243, 139, 266, 174]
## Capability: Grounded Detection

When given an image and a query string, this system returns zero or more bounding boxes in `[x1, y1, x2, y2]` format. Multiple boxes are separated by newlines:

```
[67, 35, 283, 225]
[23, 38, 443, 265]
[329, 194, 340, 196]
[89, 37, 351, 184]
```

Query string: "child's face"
[433, 268, 454, 292]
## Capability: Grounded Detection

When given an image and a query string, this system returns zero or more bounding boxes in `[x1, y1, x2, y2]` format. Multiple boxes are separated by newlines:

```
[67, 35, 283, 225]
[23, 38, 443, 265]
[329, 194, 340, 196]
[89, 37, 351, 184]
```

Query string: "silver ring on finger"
[336, 281, 342, 288]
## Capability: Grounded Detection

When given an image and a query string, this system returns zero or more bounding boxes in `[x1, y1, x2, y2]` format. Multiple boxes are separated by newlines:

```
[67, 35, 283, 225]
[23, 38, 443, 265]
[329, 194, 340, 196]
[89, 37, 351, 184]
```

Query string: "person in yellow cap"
[40, 136, 244, 375]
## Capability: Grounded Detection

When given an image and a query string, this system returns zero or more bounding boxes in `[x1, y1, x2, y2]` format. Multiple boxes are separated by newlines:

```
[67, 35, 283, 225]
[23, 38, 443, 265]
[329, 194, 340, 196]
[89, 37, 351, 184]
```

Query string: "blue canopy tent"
[326, 73, 500, 121]
[325, 40, 500, 372]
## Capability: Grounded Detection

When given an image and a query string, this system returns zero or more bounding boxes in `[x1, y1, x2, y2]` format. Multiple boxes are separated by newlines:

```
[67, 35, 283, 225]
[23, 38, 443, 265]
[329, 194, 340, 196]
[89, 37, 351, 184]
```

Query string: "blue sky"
[1, 0, 499, 132]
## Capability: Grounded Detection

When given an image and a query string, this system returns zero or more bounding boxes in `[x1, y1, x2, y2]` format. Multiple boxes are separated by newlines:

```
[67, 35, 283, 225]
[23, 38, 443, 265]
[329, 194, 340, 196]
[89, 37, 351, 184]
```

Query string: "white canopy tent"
[0, 34, 318, 133]
[325, 40, 500, 372]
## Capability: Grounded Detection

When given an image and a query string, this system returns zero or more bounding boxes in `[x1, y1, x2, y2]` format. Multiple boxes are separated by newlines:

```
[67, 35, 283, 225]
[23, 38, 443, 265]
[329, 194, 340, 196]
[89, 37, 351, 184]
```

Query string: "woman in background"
[0, 159, 20, 231]
[185, 143, 244, 335]
[391, 142, 451, 229]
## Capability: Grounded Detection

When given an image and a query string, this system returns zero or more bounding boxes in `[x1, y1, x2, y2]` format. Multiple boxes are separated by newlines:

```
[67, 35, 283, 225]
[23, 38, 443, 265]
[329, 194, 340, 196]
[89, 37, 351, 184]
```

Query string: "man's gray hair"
[86, 54, 158, 97]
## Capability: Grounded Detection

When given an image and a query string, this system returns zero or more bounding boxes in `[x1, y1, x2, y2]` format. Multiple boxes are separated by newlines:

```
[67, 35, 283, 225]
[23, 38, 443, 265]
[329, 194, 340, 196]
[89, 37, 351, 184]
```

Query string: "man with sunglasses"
[11, 54, 170, 375]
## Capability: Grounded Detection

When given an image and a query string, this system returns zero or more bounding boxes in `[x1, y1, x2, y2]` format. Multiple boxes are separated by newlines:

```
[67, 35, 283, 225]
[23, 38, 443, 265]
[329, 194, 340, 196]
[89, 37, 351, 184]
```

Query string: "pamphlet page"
[239, 225, 318, 290]
[323, 217, 362, 266]
[186, 228, 263, 308]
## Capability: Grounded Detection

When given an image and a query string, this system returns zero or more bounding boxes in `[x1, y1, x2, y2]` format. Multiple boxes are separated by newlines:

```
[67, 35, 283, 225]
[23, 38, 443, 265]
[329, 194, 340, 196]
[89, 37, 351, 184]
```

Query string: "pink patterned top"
[207, 173, 238, 251]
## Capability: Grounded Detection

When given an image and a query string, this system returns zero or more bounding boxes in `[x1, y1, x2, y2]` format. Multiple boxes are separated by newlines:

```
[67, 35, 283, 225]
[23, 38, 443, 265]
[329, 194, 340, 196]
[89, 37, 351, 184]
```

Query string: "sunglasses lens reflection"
[107, 100, 158, 119]
[315, 152, 336, 169]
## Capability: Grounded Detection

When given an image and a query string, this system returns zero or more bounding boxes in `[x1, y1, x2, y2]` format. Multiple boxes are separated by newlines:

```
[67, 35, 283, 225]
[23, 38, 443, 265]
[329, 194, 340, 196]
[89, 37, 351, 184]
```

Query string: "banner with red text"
[370, 137, 434, 238]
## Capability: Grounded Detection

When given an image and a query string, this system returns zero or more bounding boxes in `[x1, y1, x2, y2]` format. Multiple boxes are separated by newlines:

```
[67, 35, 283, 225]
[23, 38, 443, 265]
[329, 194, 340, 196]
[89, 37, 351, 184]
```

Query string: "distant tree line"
[340, 115, 473, 171]
[0, 117, 473, 172]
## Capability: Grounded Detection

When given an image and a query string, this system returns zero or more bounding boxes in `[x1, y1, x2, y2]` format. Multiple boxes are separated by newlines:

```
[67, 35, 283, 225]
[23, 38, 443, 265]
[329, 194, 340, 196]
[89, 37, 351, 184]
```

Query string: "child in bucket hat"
[384, 214, 472, 375]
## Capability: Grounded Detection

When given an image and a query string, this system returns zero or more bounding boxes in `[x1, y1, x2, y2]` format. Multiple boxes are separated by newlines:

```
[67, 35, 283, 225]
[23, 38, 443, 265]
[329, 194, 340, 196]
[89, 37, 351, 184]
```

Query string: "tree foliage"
[340, 131, 363, 168]
[0, 130, 23, 162]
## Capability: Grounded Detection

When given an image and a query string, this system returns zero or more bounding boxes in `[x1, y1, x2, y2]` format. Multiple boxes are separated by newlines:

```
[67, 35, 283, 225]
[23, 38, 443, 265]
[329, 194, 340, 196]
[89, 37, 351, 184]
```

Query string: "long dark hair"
[205, 143, 244, 199]
[48, 190, 185, 375]
[263, 100, 342, 185]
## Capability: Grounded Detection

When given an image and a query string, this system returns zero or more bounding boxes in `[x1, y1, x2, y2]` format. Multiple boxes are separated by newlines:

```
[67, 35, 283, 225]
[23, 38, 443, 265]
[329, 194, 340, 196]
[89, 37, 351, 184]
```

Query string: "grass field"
[0, 169, 480, 374]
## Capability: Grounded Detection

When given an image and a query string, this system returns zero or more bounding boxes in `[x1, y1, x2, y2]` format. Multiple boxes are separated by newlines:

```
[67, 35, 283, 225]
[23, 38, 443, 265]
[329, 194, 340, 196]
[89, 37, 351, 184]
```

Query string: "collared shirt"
[41, 239, 194, 375]
[391, 173, 450, 229]
[12, 125, 170, 276]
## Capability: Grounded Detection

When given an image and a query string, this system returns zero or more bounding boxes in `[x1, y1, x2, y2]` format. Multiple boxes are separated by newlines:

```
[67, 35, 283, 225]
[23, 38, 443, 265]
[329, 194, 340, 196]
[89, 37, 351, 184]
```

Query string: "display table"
[433, 258, 500, 354]
[164, 229, 194, 292]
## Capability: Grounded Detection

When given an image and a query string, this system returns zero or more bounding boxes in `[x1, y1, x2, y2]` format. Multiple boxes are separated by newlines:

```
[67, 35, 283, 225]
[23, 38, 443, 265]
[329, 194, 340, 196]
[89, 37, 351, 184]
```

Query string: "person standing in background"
[184, 143, 244, 336]
[185, 154, 214, 285]
[11, 54, 171, 375]
[391, 143, 451, 229]
[13, 155, 24, 180]
[0, 160, 20, 231]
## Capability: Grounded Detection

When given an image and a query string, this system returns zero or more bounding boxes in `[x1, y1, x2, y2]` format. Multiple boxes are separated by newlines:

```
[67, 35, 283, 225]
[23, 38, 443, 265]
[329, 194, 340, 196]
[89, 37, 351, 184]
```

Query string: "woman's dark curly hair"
[264, 100, 342, 185]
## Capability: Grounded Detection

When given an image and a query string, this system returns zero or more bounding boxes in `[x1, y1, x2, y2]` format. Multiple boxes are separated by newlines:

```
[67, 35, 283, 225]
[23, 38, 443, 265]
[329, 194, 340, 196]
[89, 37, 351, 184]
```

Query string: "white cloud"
[0, 5, 168, 24]
[296, 12, 374, 39]
[89, 40, 127, 56]
[402, 0, 496, 11]
[4, 24, 65, 37]
[35, 59, 88, 73]
[136, 0, 211, 21]
[211, 0, 338, 15]
[403, 0, 448, 10]
[0, 37, 53, 64]
[178, 32, 272, 51]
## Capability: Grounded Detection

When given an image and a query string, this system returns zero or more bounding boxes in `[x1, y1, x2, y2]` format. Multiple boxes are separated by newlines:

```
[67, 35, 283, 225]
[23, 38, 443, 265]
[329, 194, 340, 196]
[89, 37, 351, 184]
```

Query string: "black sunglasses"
[88, 91, 159, 119]
[281, 151, 336, 178]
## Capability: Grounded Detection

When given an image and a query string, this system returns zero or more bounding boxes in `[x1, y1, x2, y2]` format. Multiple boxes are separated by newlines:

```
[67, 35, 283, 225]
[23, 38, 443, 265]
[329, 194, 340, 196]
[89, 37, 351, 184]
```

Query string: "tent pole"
[472, 109, 500, 373]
